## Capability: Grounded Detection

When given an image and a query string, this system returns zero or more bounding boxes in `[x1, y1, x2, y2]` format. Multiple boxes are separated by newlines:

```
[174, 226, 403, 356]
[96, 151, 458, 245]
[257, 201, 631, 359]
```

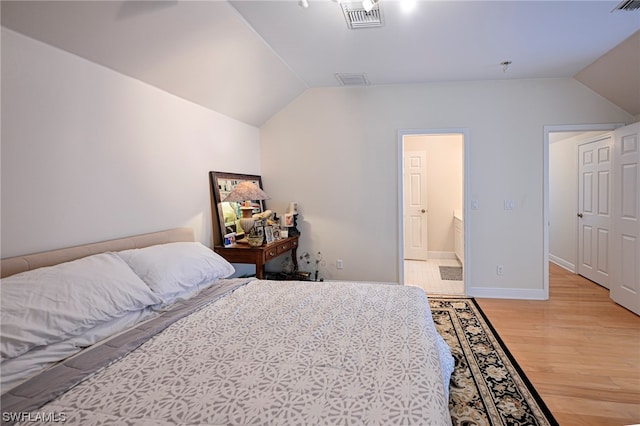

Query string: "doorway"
[545, 124, 623, 297]
[398, 129, 468, 296]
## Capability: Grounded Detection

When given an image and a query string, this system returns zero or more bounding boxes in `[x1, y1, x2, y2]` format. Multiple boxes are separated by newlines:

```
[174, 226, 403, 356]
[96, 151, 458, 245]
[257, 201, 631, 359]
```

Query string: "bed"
[1, 228, 454, 425]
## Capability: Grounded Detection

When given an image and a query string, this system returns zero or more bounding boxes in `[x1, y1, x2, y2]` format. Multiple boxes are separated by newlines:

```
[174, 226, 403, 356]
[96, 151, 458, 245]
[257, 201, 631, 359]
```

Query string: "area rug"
[439, 265, 463, 281]
[429, 297, 558, 426]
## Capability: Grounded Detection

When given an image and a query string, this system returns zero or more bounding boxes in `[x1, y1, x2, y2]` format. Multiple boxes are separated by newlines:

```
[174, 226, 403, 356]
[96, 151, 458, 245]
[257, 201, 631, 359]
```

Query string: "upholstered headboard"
[1, 228, 195, 278]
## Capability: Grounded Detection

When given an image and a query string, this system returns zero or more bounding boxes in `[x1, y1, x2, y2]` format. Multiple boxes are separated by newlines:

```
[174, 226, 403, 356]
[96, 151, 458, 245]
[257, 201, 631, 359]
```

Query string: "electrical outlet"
[504, 199, 515, 210]
[496, 265, 504, 275]
[336, 259, 344, 269]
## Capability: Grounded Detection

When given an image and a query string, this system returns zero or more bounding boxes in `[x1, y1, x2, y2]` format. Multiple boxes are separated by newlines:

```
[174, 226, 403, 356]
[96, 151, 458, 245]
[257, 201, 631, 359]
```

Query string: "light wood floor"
[476, 263, 640, 426]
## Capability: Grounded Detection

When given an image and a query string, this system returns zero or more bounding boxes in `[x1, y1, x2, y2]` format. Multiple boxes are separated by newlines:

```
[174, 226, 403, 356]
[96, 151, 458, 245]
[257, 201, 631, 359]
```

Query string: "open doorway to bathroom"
[398, 130, 467, 296]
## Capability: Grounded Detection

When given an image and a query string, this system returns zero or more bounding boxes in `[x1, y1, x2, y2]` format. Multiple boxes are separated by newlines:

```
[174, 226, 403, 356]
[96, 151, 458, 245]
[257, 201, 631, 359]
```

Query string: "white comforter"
[25, 280, 454, 425]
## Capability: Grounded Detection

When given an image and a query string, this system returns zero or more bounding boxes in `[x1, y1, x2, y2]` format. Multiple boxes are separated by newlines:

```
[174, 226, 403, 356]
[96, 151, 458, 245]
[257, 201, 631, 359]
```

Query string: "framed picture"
[223, 232, 236, 247]
[284, 213, 294, 227]
[254, 220, 265, 237]
[264, 226, 274, 244]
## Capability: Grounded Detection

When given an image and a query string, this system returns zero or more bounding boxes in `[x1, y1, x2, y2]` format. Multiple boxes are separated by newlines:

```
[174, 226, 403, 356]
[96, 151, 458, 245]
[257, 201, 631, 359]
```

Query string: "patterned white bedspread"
[23, 280, 453, 425]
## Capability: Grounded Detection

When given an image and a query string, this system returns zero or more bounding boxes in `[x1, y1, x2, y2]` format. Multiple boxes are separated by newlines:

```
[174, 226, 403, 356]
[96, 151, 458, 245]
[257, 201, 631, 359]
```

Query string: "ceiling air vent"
[341, 2, 383, 29]
[613, 0, 640, 11]
[335, 73, 370, 86]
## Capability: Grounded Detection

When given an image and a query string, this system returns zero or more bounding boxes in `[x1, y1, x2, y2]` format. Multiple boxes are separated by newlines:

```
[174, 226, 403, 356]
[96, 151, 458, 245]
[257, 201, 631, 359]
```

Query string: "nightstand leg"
[256, 260, 265, 279]
[291, 246, 298, 273]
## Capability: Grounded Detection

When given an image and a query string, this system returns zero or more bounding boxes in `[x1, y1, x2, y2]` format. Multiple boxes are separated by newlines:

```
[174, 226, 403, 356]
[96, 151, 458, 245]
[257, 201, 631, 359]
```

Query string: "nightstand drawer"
[263, 239, 298, 261]
[264, 246, 279, 261]
[215, 235, 299, 279]
[276, 241, 291, 254]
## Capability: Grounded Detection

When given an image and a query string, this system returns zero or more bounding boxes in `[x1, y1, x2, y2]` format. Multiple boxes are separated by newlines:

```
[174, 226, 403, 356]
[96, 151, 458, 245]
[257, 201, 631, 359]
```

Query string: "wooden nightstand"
[214, 235, 299, 279]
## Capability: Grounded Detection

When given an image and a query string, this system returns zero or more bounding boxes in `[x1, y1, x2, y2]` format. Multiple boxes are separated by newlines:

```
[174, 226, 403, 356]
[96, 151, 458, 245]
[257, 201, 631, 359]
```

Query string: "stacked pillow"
[1, 252, 161, 361]
[1, 242, 235, 382]
[117, 242, 235, 305]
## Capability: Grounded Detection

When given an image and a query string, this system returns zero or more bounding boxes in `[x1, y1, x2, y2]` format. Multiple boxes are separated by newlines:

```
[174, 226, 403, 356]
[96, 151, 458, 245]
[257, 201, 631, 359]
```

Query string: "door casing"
[397, 128, 469, 291]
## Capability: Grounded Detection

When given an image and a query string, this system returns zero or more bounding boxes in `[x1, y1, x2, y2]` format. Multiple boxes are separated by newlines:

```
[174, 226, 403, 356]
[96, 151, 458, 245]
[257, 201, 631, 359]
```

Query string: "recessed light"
[401, 0, 416, 12]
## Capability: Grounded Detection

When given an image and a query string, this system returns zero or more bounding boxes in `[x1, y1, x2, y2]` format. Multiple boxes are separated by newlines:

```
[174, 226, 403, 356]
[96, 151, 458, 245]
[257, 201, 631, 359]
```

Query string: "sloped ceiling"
[574, 30, 640, 117]
[2, 1, 639, 126]
[1, 1, 307, 126]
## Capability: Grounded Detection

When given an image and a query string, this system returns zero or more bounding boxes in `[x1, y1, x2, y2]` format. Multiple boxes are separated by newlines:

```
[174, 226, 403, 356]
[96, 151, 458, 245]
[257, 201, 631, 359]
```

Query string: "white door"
[577, 135, 613, 288]
[611, 122, 640, 315]
[403, 150, 428, 260]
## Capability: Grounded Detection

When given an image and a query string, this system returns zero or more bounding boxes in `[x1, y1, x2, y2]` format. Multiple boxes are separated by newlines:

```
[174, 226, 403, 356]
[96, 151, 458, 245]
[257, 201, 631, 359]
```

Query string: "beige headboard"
[1, 228, 195, 278]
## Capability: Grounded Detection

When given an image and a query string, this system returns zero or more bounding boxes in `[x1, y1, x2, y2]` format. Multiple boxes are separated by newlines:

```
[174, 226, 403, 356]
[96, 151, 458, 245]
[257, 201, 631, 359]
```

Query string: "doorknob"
[421, 209, 426, 213]
[577, 213, 583, 218]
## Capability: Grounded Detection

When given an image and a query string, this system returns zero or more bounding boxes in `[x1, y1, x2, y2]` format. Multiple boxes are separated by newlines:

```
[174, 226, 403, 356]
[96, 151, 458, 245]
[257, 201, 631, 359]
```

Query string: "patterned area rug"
[439, 265, 463, 281]
[429, 297, 558, 426]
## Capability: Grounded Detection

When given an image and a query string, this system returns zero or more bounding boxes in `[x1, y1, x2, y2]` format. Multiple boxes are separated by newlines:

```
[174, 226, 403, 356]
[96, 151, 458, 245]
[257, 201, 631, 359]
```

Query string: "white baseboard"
[549, 254, 576, 273]
[428, 251, 457, 260]
[467, 286, 548, 300]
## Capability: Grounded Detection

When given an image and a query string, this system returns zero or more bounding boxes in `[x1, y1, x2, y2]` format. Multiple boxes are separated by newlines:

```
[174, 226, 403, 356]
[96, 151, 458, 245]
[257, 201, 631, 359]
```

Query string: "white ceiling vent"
[613, 0, 640, 11]
[335, 73, 370, 86]
[341, 2, 383, 29]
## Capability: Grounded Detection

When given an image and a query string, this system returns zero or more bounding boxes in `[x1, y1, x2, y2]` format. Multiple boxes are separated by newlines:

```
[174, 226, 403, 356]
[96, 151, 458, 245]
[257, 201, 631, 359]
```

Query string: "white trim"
[549, 254, 576, 273]
[397, 128, 470, 294]
[427, 251, 458, 260]
[467, 286, 548, 300]
[543, 123, 624, 301]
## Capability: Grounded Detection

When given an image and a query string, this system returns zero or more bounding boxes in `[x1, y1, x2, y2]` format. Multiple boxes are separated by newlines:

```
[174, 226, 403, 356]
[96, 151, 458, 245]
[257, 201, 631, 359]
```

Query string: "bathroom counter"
[453, 210, 464, 265]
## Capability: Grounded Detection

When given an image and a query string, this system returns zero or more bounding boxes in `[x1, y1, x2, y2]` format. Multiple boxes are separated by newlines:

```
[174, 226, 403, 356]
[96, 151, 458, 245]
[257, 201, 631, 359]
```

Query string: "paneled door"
[578, 135, 612, 288]
[611, 122, 640, 315]
[403, 150, 428, 260]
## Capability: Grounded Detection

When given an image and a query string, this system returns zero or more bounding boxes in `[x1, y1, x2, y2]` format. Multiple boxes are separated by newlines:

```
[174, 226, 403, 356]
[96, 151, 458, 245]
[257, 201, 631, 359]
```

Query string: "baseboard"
[549, 254, 575, 273]
[428, 251, 457, 260]
[467, 286, 548, 300]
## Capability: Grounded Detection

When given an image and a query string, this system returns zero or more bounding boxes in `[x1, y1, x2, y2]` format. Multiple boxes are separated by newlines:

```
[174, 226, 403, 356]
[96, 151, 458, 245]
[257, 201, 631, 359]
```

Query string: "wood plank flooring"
[476, 263, 640, 426]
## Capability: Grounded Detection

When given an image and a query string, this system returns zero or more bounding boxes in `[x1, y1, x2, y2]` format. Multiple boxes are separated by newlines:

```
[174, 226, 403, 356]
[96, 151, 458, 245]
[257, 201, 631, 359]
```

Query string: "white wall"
[3, 27, 636, 298]
[260, 80, 634, 297]
[1, 28, 261, 257]
[549, 135, 579, 271]
[403, 134, 463, 256]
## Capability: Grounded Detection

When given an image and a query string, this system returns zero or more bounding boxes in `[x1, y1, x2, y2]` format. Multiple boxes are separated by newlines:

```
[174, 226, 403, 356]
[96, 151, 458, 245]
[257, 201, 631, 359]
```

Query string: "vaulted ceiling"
[2, 1, 639, 126]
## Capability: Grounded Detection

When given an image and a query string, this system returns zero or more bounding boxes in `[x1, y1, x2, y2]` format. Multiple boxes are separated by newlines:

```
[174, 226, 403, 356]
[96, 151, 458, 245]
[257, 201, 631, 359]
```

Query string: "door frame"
[397, 128, 470, 291]
[544, 123, 624, 298]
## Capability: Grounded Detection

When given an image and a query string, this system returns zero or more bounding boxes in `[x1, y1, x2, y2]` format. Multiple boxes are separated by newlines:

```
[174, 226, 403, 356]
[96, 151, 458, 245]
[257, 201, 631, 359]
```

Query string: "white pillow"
[1, 308, 156, 393]
[0, 252, 162, 361]
[117, 242, 235, 304]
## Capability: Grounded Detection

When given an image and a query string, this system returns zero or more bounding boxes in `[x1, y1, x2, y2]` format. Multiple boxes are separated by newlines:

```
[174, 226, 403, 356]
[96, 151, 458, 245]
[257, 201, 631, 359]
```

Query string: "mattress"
[2, 278, 454, 425]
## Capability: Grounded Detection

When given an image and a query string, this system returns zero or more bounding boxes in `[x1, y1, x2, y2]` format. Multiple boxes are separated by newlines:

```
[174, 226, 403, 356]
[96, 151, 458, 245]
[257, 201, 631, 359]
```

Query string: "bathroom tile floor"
[404, 258, 465, 296]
